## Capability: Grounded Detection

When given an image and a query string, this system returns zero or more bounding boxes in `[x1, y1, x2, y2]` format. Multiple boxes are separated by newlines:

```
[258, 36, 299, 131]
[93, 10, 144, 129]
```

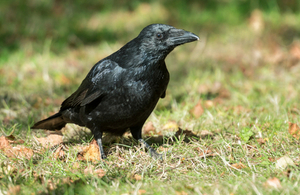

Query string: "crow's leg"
[93, 130, 106, 159]
[130, 125, 162, 160]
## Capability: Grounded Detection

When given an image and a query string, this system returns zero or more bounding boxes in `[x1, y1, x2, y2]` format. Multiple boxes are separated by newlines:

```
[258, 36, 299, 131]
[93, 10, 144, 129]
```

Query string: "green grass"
[1, 1, 300, 194]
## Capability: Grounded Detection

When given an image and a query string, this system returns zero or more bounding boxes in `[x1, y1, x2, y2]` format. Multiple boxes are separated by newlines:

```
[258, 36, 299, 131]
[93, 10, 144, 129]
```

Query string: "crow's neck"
[109, 39, 170, 68]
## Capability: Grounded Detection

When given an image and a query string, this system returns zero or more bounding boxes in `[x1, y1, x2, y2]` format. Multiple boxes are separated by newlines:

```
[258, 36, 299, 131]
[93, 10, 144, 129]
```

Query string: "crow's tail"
[31, 112, 66, 130]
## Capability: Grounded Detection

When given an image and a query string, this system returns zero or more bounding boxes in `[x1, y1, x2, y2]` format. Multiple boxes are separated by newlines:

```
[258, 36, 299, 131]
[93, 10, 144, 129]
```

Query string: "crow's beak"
[168, 28, 199, 46]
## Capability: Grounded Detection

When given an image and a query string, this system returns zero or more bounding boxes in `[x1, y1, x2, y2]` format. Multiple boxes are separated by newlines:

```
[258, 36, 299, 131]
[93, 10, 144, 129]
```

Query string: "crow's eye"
[156, 33, 163, 39]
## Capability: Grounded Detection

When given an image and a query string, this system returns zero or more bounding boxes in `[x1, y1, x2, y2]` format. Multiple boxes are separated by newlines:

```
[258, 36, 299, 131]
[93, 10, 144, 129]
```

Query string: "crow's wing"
[60, 59, 121, 111]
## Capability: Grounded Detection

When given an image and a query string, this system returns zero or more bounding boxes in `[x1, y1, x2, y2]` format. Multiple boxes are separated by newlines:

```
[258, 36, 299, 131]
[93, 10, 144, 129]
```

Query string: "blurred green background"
[1, 0, 300, 55]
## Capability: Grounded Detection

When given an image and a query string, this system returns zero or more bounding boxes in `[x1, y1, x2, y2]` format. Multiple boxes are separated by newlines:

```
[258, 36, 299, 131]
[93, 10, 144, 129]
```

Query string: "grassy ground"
[1, 1, 300, 194]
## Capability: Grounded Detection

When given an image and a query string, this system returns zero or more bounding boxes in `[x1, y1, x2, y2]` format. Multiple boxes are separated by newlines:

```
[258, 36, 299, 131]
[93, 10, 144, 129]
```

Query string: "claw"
[138, 138, 163, 160]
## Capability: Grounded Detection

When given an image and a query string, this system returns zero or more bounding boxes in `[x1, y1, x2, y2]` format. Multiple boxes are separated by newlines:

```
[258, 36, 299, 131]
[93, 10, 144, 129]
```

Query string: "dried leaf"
[265, 46, 284, 64]
[217, 88, 231, 99]
[198, 149, 217, 158]
[233, 105, 250, 114]
[81, 140, 101, 162]
[59, 74, 71, 85]
[72, 162, 80, 169]
[176, 191, 188, 195]
[61, 177, 72, 185]
[256, 138, 266, 145]
[0, 136, 10, 149]
[158, 146, 169, 153]
[47, 179, 57, 191]
[133, 174, 142, 181]
[7, 185, 21, 195]
[83, 165, 105, 178]
[162, 121, 179, 131]
[138, 189, 146, 195]
[84, 166, 94, 175]
[290, 42, 300, 60]
[4, 146, 34, 159]
[53, 145, 65, 160]
[288, 122, 300, 139]
[8, 139, 25, 144]
[35, 134, 63, 148]
[143, 121, 156, 135]
[231, 162, 247, 169]
[275, 156, 295, 170]
[95, 169, 106, 178]
[191, 101, 204, 118]
[264, 177, 281, 189]
[204, 100, 214, 108]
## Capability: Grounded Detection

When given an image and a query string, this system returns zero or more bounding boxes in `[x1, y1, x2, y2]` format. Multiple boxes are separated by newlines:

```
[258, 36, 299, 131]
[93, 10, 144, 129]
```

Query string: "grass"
[1, 1, 300, 194]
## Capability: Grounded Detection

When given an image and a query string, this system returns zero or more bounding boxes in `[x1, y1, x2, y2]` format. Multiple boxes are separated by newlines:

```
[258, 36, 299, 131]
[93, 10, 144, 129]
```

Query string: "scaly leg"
[130, 124, 163, 160]
[93, 130, 106, 159]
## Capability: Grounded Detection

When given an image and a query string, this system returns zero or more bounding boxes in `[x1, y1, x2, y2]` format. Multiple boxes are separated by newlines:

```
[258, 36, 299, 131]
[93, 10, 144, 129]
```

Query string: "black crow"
[32, 24, 199, 159]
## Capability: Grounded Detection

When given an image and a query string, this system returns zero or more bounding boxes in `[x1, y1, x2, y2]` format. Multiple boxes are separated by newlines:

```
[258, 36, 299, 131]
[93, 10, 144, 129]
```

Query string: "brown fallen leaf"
[53, 145, 66, 160]
[162, 121, 179, 131]
[80, 139, 101, 162]
[138, 189, 147, 195]
[4, 146, 34, 159]
[198, 149, 217, 158]
[84, 166, 95, 175]
[191, 101, 204, 118]
[143, 121, 156, 135]
[290, 42, 300, 60]
[59, 74, 71, 85]
[0, 135, 10, 149]
[133, 174, 142, 181]
[204, 100, 214, 108]
[265, 45, 284, 64]
[35, 134, 63, 148]
[158, 146, 169, 153]
[232, 105, 250, 114]
[8, 139, 25, 145]
[256, 138, 266, 145]
[83, 166, 105, 178]
[245, 145, 257, 150]
[47, 179, 57, 191]
[7, 185, 21, 195]
[231, 162, 247, 169]
[72, 162, 80, 169]
[175, 191, 188, 195]
[95, 169, 106, 178]
[61, 177, 72, 185]
[288, 122, 300, 139]
[264, 177, 281, 189]
[268, 157, 275, 162]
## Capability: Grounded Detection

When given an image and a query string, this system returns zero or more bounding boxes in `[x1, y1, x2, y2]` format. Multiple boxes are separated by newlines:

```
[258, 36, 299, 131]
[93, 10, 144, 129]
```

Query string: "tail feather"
[31, 112, 66, 130]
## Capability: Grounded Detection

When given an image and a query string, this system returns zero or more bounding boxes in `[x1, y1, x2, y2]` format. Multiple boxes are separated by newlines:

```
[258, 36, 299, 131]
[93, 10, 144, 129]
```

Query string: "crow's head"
[137, 24, 199, 59]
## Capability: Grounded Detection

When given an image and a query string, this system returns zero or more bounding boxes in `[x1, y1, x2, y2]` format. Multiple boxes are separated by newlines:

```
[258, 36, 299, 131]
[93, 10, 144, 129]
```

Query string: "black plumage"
[32, 24, 199, 159]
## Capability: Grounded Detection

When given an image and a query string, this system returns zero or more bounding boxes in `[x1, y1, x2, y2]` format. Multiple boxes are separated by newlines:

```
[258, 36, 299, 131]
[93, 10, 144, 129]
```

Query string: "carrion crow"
[32, 24, 199, 159]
